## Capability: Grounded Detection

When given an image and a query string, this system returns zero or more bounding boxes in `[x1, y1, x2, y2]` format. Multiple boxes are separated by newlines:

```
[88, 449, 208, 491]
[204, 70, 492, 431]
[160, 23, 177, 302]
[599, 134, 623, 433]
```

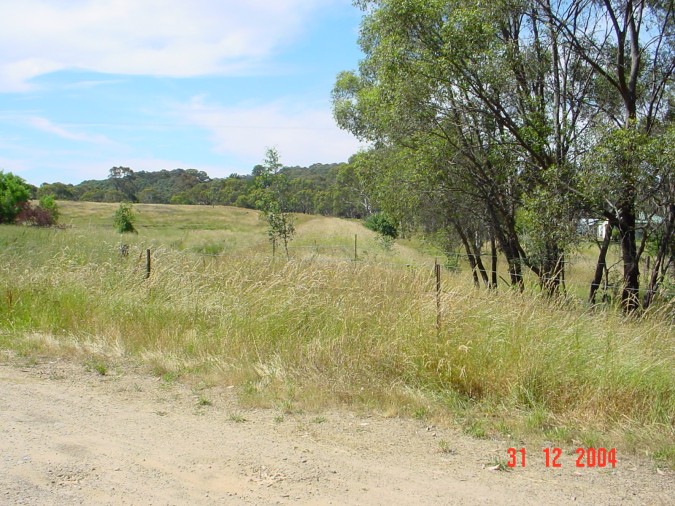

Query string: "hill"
[36, 163, 370, 219]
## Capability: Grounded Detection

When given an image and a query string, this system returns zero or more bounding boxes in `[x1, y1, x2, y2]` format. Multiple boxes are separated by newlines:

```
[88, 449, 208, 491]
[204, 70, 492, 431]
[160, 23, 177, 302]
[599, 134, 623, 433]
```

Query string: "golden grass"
[1, 203, 673, 468]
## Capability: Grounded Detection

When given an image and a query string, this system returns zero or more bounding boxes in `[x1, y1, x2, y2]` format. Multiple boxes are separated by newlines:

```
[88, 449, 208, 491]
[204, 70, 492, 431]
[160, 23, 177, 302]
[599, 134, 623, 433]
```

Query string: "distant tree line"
[36, 164, 372, 219]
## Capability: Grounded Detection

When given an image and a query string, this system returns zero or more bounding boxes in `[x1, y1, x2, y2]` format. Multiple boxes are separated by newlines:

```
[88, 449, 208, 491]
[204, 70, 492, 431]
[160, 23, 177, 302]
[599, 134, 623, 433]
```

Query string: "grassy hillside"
[1, 202, 673, 468]
[55, 201, 445, 265]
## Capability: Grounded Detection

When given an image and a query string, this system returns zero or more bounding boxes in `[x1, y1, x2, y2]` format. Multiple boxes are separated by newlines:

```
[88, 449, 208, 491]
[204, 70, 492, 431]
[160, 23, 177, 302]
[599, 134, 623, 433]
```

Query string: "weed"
[197, 395, 212, 407]
[438, 439, 454, 454]
[229, 413, 247, 423]
[488, 457, 510, 472]
[544, 426, 575, 444]
[413, 407, 428, 420]
[160, 371, 181, 384]
[579, 430, 604, 449]
[85, 359, 108, 376]
[496, 421, 512, 437]
[463, 420, 488, 439]
[653, 445, 675, 470]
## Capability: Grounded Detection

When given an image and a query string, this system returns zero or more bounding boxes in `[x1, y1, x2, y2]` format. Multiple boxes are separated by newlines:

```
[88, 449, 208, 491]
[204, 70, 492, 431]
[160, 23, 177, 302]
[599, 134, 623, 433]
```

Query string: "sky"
[0, 0, 366, 186]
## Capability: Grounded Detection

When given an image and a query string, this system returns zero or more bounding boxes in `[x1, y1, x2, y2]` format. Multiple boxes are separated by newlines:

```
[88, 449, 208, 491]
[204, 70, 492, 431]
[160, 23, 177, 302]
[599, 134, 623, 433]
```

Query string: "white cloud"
[0, 0, 336, 92]
[25, 116, 115, 145]
[177, 96, 364, 166]
[0, 156, 30, 174]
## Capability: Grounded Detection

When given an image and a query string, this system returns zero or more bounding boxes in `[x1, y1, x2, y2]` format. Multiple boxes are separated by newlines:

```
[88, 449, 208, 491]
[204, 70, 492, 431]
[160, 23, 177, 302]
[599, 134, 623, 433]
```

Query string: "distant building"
[578, 214, 663, 241]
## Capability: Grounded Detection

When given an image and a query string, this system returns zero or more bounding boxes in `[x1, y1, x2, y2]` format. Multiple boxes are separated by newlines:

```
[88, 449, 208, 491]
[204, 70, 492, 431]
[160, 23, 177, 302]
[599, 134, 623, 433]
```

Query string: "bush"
[0, 171, 31, 224]
[38, 194, 59, 222]
[365, 212, 398, 239]
[16, 202, 58, 227]
[113, 202, 137, 233]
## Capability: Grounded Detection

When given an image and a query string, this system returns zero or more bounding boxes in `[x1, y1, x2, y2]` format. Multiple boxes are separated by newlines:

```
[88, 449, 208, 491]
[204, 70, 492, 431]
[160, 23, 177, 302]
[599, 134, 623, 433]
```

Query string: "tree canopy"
[333, 0, 674, 309]
[0, 171, 31, 224]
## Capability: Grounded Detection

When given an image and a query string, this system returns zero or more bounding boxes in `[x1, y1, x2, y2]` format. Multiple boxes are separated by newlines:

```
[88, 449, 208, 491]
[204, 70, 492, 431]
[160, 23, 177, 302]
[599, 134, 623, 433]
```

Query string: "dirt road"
[0, 357, 672, 505]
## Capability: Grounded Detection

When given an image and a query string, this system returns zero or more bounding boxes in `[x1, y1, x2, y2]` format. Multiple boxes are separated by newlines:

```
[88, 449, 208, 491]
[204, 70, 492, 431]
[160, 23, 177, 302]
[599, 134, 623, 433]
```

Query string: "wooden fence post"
[435, 259, 441, 331]
[145, 249, 151, 279]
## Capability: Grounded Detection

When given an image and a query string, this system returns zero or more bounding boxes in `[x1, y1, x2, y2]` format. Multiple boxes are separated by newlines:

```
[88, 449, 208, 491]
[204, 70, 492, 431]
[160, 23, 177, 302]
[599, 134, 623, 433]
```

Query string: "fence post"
[435, 259, 441, 331]
[145, 249, 151, 279]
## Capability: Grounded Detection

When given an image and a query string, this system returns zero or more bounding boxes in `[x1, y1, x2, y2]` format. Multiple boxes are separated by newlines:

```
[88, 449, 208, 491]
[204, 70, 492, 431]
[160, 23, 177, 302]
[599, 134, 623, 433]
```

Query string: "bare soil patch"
[0, 357, 672, 505]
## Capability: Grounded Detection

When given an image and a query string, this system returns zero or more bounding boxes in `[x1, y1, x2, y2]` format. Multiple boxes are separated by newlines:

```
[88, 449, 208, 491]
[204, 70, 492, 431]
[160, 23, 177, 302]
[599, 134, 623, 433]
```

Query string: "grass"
[438, 439, 454, 454]
[0, 202, 673, 468]
[197, 394, 213, 407]
[85, 358, 109, 376]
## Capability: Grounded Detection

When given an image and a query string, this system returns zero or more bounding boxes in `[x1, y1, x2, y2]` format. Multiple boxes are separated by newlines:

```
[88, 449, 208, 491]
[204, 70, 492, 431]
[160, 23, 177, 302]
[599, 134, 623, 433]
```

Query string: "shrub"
[38, 194, 59, 222]
[0, 171, 31, 224]
[364, 212, 398, 239]
[15, 202, 58, 227]
[113, 202, 137, 233]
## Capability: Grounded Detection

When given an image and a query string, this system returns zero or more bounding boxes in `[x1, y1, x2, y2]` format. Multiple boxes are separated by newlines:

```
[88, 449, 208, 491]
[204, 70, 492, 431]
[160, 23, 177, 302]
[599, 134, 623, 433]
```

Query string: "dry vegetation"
[1, 202, 673, 468]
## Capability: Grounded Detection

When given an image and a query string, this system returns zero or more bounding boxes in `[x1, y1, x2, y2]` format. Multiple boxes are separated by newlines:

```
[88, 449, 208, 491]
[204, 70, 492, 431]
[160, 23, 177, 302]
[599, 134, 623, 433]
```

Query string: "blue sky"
[0, 0, 365, 186]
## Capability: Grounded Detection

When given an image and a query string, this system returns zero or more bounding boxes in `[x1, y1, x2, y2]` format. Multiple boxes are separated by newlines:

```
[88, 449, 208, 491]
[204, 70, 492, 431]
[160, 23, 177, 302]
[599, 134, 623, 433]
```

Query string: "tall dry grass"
[0, 223, 675, 465]
[0, 223, 673, 467]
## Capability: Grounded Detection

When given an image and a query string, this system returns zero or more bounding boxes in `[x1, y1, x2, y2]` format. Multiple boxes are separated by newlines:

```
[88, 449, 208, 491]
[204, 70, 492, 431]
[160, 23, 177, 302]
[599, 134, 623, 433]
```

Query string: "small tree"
[253, 148, 295, 257]
[0, 171, 31, 224]
[113, 202, 137, 233]
[38, 194, 59, 223]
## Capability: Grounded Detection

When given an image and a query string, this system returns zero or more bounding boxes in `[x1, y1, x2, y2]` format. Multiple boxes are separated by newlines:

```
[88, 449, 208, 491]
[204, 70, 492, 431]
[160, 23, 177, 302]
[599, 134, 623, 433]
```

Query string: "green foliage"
[365, 212, 398, 238]
[36, 165, 371, 219]
[254, 148, 296, 256]
[38, 194, 60, 223]
[108, 166, 138, 202]
[332, 0, 675, 302]
[0, 171, 31, 224]
[113, 202, 137, 234]
[37, 182, 76, 200]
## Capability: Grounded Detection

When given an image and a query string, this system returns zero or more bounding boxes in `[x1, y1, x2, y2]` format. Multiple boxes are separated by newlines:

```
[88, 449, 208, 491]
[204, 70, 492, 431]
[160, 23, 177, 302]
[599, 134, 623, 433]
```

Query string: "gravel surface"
[0, 357, 672, 505]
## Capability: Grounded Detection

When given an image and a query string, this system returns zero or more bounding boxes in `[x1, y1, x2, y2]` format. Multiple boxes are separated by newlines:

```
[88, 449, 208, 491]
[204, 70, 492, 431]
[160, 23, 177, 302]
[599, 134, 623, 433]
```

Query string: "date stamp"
[507, 447, 617, 468]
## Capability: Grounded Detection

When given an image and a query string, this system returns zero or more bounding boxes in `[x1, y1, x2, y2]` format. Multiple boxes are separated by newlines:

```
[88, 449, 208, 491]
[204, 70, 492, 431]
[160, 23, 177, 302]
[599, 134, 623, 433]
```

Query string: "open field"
[1, 201, 673, 478]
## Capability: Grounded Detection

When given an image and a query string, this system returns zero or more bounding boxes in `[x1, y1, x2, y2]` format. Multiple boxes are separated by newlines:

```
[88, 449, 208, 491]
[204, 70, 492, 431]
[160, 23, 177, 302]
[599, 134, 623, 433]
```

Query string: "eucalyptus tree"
[351, 143, 495, 287]
[334, 0, 592, 294]
[108, 166, 138, 202]
[540, 0, 675, 310]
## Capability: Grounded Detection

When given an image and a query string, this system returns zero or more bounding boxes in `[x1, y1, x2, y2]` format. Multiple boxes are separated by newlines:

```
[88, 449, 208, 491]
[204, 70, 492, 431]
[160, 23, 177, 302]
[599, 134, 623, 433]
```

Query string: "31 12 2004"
[506, 447, 617, 468]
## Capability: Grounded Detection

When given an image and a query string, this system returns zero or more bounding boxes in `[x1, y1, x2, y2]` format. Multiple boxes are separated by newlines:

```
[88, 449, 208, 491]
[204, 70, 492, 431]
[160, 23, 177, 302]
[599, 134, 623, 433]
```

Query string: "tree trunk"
[486, 206, 524, 291]
[453, 221, 488, 288]
[539, 242, 565, 297]
[618, 204, 640, 312]
[470, 239, 490, 287]
[490, 230, 498, 289]
[589, 222, 613, 304]
[643, 202, 675, 309]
